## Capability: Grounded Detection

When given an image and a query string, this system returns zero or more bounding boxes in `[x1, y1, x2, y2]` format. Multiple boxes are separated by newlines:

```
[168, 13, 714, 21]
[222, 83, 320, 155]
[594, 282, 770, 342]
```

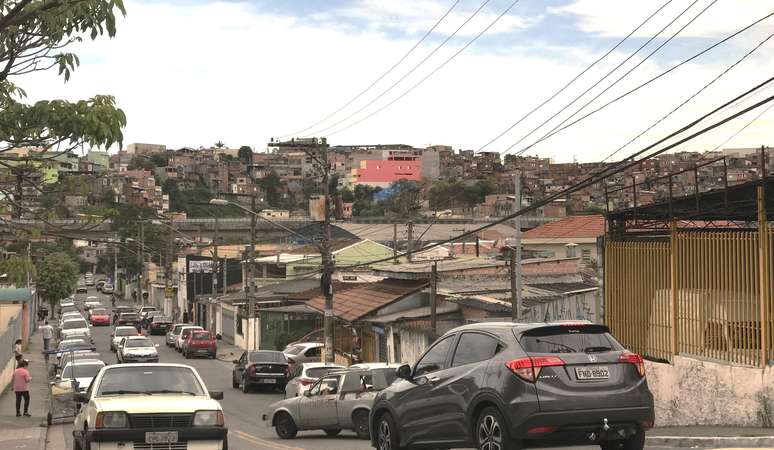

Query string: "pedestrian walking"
[40, 320, 54, 351]
[14, 339, 22, 366]
[12, 359, 31, 417]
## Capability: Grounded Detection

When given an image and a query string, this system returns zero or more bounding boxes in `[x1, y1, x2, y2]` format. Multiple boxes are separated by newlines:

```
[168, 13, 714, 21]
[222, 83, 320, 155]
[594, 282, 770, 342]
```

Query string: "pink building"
[352, 158, 422, 187]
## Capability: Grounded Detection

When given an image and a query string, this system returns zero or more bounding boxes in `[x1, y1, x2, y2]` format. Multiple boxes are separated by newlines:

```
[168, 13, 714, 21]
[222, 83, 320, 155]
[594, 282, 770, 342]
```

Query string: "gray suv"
[370, 322, 654, 450]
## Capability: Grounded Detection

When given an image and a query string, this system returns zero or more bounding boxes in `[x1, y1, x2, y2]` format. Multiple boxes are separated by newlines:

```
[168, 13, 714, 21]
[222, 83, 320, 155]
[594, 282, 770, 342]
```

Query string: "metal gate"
[221, 309, 235, 344]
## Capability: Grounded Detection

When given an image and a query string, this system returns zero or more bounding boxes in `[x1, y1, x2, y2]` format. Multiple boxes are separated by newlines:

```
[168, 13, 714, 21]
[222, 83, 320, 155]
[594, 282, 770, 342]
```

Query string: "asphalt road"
[44, 287, 676, 450]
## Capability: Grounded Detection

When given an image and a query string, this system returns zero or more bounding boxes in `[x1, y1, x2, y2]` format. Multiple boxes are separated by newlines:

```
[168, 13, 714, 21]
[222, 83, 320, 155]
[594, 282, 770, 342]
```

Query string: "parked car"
[75, 284, 88, 294]
[232, 350, 289, 393]
[148, 315, 173, 335]
[60, 318, 92, 341]
[183, 330, 217, 359]
[116, 312, 142, 329]
[116, 336, 159, 363]
[284, 329, 324, 349]
[73, 364, 227, 450]
[101, 283, 114, 294]
[283, 342, 323, 371]
[139, 306, 157, 318]
[369, 322, 655, 450]
[54, 339, 95, 366]
[349, 363, 402, 370]
[84, 297, 101, 310]
[112, 306, 135, 324]
[96, 280, 106, 292]
[142, 311, 164, 329]
[57, 359, 106, 393]
[166, 323, 191, 347]
[88, 308, 110, 326]
[110, 326, 140, 351]
[265, 367, 397, 439]
[176, 326, 203, 352]
[85, 277, 94, 286]
[60, 311, 84, 324]
[285, 362, 346, 398]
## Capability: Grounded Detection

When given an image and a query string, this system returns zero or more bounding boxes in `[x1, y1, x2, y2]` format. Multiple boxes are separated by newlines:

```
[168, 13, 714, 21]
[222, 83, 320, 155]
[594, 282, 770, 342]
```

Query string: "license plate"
[260, 378, 276, 384]
[146, 432, 178, 444]
[575, 366, 610, 380]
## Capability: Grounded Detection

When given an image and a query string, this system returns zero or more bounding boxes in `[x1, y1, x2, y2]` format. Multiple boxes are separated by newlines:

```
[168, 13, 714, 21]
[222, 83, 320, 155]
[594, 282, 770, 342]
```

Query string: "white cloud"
[14, 0, 774, 163]
[552, 0, 774, 39]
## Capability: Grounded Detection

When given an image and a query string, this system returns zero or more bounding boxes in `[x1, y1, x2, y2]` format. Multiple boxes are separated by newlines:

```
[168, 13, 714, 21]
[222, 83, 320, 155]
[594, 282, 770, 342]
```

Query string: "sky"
[16, 0, 774, 162]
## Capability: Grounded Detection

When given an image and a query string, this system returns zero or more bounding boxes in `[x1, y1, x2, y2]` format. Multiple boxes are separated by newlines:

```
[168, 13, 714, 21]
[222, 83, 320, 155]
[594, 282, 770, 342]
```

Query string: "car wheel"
[274, 412, 298, 439]
[376, 413, 401, 450]
[600, 430, 645, 450]
[353, 409, 370, 439]
[476, 407, 519, 450]
[185, 350, 191, 359]
[232, 374, 239, 389]
[324, 429, 342, 437]
[73, 436, 82, 450]
[47, 412, 53, 426]
[241, 379, 250, 393]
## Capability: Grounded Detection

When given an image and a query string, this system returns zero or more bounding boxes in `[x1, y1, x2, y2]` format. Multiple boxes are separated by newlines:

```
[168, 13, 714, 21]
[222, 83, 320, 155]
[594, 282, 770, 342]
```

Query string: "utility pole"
[392, 223, 398, 264]
[137, 219, 144, 305]
[213, 215, 219, 296]
[247, 190, 257, 351]
[511, 170, 522, 321]
[406, 221, 414, 263]
[320, 139, 335, 363]
[113, 244, 118, 291]
[430, 261, 437, 338]
[165, 226, 174, 319]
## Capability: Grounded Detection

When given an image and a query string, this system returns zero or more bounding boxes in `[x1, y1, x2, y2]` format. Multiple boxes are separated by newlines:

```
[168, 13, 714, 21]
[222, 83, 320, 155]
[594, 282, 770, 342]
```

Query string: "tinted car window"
[306, 366, 345, 378]
[114, 328, 136, 337]
[63, 320, 88, 330]
[520, 326, 622, 354]
[452, 333, 501, 367]
[414, 335, 454, 376]
[125, 338, 154, 348]
[248, 351, 286, 363]
[305, 346, 321, 357]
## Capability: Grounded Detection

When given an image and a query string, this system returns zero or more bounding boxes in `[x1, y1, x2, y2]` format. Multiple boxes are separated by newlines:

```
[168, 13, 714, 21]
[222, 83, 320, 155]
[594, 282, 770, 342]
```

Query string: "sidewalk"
[215, 338, 243, 363]
[647, 426, 774, 448]
[0, 331, 48, 450]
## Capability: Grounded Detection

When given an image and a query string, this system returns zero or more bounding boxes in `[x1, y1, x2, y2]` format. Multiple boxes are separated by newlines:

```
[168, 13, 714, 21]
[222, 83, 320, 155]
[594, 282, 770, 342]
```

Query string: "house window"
[581, 249, 592, 262]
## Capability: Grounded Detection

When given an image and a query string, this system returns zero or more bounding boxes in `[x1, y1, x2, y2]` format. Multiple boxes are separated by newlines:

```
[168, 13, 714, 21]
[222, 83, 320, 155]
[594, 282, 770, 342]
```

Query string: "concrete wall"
[0, 304, 23, 394]
[386, 326, 428, 365]
[646, 355, 774, 426]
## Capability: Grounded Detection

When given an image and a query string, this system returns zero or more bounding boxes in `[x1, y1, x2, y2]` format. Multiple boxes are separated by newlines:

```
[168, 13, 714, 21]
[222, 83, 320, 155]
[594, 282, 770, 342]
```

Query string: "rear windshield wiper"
[534, 339, 576, 353]
[584, 346, 613, 353]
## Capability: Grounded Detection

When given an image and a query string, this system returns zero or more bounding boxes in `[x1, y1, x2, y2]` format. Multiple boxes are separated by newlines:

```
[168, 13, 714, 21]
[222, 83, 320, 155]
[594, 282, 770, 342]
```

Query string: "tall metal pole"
[392, 223, 398, 264]
[165, 226, 173, 318]
[137, 219, 144, 305]
[321, 140, 335, 363]
[430, 261, 437, 338]
[512, 170, 522, 321]
[406, 221, 414, 263]
[113, 244, 118, 292]
[248, 193, 257, 350]
[213, 215, 219, 295]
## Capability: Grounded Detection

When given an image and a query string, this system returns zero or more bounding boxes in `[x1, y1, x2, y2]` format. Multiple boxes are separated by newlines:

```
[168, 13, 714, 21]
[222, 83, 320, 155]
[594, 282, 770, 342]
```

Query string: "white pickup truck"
[73, 363, 227, 450]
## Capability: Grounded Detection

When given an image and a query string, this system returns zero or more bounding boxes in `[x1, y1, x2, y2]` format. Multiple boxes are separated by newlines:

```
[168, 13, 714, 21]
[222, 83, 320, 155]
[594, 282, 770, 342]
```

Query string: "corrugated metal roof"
[0, 288, 32, 303]
[305, 279, 428, 322]
[522, 214, 605, 240]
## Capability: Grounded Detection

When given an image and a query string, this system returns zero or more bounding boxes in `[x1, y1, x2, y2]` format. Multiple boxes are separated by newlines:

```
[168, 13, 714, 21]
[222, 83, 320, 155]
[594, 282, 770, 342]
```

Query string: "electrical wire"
[504, 0, 716, 155]
[305, 0, 494, 138]
[319, 0, 525, 138]
[476, 0, 676, 152]
[275, 0, 463, 139]
[507, 7, 774, 156]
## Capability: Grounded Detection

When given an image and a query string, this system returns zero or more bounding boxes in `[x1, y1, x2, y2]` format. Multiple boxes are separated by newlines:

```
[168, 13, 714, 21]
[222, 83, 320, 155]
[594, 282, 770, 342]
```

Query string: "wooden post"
[669, 220, 679, 361]
[758, 185, 770, 367]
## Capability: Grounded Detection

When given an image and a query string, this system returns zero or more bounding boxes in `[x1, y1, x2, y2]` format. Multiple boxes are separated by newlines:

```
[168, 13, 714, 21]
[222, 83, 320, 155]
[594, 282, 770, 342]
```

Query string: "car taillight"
[619, 352, 646, 377]
[248, 364, 256, 375]
[298, 377, 314, 386]
[505, 356, 565, 382]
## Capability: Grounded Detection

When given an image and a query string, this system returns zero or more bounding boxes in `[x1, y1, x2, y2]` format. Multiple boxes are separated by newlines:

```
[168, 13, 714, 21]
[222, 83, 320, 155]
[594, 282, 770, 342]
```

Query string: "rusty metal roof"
[304, 279, 429, 322]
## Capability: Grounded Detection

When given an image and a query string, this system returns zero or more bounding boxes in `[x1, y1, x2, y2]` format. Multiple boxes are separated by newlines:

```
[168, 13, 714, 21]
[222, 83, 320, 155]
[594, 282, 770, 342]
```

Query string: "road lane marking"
[232, 429, 304, 450]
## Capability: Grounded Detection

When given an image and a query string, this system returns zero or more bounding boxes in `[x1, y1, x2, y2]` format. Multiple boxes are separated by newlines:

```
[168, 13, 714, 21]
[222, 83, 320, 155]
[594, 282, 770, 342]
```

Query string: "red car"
[183, 330, 217, 359]
[89, 308, 110, 326]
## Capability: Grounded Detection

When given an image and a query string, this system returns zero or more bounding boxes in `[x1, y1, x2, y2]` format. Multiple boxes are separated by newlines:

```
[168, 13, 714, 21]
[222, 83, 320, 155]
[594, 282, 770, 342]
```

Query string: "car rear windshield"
[62, 363, 103, 379]
[97, 366, 205, 396]
[519, 325, 623, 354]
[115, 328, 137, 336]
[63, 320, 88, 330]
[120, 314, 140, 321]
[248, 351, 286, 363]
[307, 366, 345, 378]
[192, 332, 211, 340]
[91, 309, 107, 316]
[59, 340, 88, 350]
[153, 316, 172, 322]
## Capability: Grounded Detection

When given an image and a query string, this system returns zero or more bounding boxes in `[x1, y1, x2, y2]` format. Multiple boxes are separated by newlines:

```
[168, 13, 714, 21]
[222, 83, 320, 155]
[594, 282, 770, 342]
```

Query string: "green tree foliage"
[238, 146, 253, 166]
[0, 1, 128, 155]
[0, 255, 34, 287]
[428, 179, 496, 209]
[382, 180, 421, 219]
[259, 170, 283, 207]
[37, 252, 78, 310]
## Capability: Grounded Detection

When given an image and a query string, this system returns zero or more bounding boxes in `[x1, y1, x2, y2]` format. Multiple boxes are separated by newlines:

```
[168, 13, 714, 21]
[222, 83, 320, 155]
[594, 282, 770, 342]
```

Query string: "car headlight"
[95, 412, 129, 428]
[193, 410, 224, 427]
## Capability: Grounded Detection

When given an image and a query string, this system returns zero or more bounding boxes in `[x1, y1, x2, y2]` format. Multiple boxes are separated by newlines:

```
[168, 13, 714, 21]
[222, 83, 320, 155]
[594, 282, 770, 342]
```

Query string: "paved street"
[40, 288, 712, 450]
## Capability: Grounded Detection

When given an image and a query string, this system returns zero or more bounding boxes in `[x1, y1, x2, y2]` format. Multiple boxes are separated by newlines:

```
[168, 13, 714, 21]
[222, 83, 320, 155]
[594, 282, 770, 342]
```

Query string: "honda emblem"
[588, 354, 597, 363]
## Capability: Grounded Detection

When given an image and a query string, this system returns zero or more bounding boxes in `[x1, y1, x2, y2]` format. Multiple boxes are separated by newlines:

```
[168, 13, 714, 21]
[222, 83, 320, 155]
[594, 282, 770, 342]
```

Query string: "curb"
[647, 435, 774, 448]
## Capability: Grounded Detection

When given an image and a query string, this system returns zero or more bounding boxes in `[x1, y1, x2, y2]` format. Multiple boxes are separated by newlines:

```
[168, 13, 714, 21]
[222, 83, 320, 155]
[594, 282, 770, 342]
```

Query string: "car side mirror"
[396, 364, 412, 380]
[303, 390, 311, 397]
[232, 359, 239, 364]
[73, 393, 88, 403]
[55, 374, 61, 381]
[209, 391, 224, 400]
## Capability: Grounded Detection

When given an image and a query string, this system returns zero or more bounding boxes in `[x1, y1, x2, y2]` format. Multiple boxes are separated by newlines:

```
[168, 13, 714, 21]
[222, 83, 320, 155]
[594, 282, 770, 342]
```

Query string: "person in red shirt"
[12, 359, 31, 417]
